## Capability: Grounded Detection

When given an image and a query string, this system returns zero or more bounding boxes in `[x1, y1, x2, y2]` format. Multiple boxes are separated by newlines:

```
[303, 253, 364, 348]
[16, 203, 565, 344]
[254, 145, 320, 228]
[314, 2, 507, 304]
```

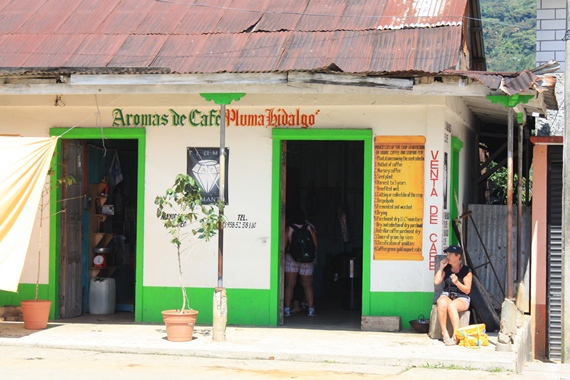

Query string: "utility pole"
[199, 93, 246, 342]
[487, 94, 533, 352]
[561, 0, 570, 362]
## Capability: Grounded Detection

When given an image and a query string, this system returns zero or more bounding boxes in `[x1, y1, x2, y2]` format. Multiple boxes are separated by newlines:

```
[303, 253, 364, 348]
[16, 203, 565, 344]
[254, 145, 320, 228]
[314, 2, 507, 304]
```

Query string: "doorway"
[272, 129, 373, 329]
[52, 128, 145, 322]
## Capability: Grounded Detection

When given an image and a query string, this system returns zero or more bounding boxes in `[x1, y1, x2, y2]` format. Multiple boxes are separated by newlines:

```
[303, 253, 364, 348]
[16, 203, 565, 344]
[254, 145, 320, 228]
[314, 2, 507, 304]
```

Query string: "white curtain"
[0, 136, 58, 292]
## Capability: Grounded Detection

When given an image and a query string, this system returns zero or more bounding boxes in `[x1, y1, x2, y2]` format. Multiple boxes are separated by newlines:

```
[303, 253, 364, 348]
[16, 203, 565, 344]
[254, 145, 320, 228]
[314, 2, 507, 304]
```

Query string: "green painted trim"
[367, 291, 433, 330]
[49, 141, 62, 319]
[199, 93, 246, 105]
[272, 128, 370, 141]
[451, 136, 464, 152]
[449, 136, 464, 245]
[142, 286, 271, 325]
[270, 138, 282, 326]
[362, 135, 373, 315]
[0, 284, 49, 306]
[271, 128, 373, 320]
[486, 94, 534, 108]
[50, 128, 145, 321]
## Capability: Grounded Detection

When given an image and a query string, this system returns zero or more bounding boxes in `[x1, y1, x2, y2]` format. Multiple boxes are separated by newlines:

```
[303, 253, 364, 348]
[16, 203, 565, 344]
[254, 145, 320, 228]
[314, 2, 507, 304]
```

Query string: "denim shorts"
[441, 291, 471, 308]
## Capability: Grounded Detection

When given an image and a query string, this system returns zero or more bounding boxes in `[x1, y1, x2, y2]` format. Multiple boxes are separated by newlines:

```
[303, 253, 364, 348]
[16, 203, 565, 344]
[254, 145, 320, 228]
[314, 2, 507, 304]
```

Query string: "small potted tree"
[155, 173, 223, 342]
[21, 172, 76, 330]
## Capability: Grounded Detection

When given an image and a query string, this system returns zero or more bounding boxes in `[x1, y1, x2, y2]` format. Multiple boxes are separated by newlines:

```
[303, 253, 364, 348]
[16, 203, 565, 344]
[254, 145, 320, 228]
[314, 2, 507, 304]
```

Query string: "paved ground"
[0, 318, 568, 379]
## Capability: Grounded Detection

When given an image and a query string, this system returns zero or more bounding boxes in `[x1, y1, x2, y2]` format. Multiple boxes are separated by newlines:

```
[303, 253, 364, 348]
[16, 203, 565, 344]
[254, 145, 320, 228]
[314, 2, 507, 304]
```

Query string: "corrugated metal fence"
[464, 204, 531, 311]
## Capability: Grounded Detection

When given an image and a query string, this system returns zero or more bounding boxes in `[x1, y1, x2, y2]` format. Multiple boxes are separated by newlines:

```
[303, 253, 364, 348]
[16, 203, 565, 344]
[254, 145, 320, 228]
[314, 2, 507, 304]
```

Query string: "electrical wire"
[57, 95, 123, 138]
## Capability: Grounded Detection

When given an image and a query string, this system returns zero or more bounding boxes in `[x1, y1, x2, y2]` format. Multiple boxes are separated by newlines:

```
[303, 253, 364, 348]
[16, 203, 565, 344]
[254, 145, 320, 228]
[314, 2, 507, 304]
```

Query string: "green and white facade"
[0, 77, 481, 327]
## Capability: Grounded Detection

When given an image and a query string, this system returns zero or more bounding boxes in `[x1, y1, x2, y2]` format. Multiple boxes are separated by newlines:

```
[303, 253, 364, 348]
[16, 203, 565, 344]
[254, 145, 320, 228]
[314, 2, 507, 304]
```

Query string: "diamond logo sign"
[192, 160, 220, 193]
[187, 147, 229, 204]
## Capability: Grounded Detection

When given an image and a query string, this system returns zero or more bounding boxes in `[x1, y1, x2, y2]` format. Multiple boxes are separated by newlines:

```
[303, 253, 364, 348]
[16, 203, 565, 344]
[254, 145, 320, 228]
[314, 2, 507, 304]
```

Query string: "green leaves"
[481, 0, 536, 72]
[155, 173, 225, 311]
[155, 174, 224, 244]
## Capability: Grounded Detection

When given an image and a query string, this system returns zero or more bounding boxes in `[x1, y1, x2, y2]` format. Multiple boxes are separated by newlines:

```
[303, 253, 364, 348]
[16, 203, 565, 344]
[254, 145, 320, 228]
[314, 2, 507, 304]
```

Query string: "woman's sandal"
[444, 336, 457, 346]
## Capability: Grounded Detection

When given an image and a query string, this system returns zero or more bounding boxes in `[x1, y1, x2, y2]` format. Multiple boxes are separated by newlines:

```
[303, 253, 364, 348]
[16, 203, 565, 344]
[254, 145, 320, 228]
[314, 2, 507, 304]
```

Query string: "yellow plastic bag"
[454, 323, 489, 348]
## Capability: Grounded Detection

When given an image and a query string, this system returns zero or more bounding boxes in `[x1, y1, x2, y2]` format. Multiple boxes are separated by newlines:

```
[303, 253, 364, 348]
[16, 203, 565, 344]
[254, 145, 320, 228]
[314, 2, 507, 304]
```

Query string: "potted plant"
[21, 172, 76, 330]
[155, 173, 223, 342]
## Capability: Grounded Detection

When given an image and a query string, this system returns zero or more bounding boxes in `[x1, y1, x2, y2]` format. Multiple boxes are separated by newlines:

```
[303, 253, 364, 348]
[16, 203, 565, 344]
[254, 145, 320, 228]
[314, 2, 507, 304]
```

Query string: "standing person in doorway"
[434, 245, 472, 345]
[284, 208, 318, 317]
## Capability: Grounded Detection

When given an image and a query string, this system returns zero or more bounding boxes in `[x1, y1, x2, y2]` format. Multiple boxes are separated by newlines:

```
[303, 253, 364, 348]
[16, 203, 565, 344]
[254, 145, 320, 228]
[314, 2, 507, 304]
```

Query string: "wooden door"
[59, 140, 84, 318]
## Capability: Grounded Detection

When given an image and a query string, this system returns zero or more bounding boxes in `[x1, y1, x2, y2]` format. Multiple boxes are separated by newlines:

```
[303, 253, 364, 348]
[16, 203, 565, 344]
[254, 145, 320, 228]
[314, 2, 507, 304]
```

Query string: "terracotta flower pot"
[21, 300, 52, 330]
[161, 309, 199, 342]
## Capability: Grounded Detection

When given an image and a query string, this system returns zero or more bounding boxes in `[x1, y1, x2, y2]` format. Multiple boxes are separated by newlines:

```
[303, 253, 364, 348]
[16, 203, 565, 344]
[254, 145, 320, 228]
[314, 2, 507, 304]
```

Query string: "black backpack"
[288, 224, 316, 263]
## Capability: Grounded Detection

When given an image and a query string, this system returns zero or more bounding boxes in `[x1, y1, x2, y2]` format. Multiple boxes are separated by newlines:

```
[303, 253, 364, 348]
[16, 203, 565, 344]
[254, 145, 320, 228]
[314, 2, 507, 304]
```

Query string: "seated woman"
[434, 245, 472, 346]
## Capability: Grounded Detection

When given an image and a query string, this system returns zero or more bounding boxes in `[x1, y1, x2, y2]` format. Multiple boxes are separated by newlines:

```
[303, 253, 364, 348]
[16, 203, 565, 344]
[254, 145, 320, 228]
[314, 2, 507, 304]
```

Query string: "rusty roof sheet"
[54, 0, 119, 35]
[254, 0, 306, 32]
[63, 35, 129, 67]
[23, 34, 86, 67]
[378, 0, 466, 29]
[0, 0, 475, 74]
[16, 0, 81, 34]
[109, 35, 170, 67]
[0, 0, 47, 34]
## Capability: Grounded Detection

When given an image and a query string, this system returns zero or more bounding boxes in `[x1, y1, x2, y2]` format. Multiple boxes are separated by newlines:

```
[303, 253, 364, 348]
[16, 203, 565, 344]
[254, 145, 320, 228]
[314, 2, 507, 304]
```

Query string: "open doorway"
[59, 138, 138, 322]
[282, 140, 364, 330]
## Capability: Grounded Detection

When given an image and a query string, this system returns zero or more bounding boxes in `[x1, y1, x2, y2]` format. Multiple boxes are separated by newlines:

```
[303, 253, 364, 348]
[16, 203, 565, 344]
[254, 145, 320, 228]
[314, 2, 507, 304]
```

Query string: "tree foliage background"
[480, 0, 536, 72]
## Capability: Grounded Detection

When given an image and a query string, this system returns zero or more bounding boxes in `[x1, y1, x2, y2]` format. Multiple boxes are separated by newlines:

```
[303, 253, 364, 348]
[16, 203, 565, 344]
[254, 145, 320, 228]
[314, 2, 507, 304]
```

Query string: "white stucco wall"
[143, 110, 274, 289]
[0, 91, 479, 295]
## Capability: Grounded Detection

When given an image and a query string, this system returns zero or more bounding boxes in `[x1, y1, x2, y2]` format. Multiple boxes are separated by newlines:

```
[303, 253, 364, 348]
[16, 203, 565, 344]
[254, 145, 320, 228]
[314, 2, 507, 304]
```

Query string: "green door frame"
[49, 128, 146, 321]
[270, 128, 373, 325]
[449, 136, 464, 245]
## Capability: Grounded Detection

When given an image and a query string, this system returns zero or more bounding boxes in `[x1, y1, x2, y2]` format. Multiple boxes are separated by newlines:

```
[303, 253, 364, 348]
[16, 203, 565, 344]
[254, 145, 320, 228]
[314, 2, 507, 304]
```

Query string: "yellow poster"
[374, 136, 425, 260]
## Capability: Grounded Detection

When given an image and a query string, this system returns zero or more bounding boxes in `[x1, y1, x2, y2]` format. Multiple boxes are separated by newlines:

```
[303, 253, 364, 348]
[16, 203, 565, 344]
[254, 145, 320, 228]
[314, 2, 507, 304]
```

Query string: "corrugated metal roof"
[23, 34, 85, 67]
[0, 0, 477, 74]
[96, 0, 154, 35]
[254, 0, 306, 32]
[0, 0, 47, 34]
[63, 35, 129, 67]
[378, 0, 466, 29]
[109, 35, 170, 67]
[55, 0, 119, 35]
[1, 34, 48, 67]
[16, 0, 81, 34]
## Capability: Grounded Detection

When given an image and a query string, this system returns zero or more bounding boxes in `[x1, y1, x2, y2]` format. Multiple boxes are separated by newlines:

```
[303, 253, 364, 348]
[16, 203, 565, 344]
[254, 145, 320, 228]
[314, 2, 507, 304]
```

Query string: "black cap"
[444, 245, 463, 255]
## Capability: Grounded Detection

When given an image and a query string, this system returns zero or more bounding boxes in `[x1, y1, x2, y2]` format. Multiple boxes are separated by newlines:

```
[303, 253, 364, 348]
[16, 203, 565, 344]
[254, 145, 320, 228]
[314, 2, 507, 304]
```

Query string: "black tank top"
[443, 265, 471, 296]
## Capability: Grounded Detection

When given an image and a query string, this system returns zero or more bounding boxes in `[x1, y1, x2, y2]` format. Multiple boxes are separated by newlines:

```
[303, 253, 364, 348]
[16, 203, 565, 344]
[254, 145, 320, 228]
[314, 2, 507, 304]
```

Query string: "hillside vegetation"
[480, 0, 536, 72]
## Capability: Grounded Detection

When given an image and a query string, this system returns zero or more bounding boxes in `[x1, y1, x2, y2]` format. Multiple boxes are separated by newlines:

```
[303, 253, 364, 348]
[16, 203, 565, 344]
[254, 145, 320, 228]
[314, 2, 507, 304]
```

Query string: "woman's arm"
[434, 258, 448, 285]
[453, 271, 472, 295]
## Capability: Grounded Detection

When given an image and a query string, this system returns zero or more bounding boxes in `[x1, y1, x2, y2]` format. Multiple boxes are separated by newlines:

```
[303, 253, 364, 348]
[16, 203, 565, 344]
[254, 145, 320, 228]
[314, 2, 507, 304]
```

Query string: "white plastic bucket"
[89, 277, 116, 314]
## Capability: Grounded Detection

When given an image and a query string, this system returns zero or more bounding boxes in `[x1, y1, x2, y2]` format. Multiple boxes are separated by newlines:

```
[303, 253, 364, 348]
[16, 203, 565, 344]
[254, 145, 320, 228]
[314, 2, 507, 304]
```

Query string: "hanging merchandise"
[338, 205, 350, 242]
[109, 151, 123, 185]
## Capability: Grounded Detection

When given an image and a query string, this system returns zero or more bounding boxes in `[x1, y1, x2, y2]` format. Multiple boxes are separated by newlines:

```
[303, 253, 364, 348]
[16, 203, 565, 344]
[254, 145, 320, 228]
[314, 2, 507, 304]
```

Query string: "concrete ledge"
[361, 316, 401, 332]
[0, 306, 22, 321]
[428, 304, 470, 339]
[512, 315, 532, 374]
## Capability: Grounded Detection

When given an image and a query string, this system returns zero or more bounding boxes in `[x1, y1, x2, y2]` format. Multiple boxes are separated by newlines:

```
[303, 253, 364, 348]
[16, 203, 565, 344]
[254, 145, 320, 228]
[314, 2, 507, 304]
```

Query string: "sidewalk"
[0, 319, 520, 372]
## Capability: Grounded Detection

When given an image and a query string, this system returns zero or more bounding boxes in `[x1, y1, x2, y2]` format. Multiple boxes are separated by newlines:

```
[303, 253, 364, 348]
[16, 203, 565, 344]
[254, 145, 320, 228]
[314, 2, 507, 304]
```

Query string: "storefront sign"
[187, 147, 229, 204]
[112, 108, 320, 129]
[428, 149, 441, 269]
[373, 136, 425, 261]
